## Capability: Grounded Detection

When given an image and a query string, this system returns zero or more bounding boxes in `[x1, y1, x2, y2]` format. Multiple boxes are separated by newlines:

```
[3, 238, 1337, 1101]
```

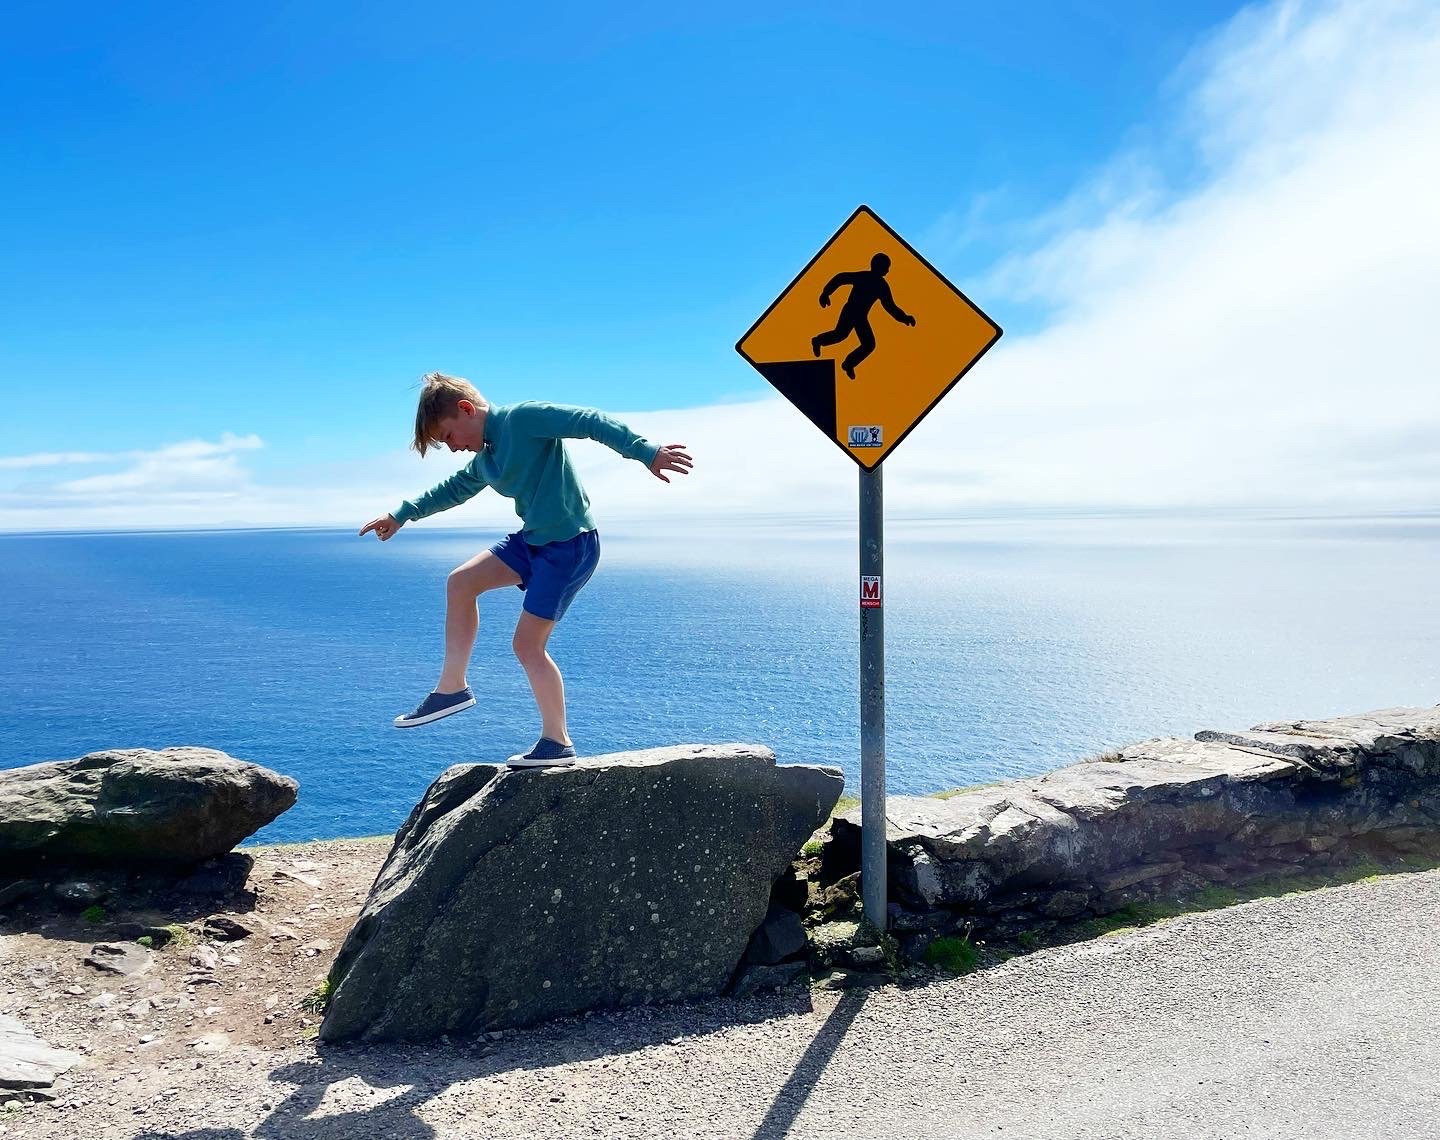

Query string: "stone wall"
[813, 705, 1440, 959]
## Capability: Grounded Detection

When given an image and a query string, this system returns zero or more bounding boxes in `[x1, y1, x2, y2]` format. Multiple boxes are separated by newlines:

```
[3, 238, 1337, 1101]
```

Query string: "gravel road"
[16, 868, 1440, 1140]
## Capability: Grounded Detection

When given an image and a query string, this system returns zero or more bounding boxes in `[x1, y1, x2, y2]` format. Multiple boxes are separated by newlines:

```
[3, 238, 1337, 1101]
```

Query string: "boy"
[360, 372, 692, 766]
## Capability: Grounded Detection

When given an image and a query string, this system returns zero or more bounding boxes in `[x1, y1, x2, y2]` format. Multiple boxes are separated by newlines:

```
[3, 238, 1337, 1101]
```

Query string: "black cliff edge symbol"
[809, 252, 917, 379]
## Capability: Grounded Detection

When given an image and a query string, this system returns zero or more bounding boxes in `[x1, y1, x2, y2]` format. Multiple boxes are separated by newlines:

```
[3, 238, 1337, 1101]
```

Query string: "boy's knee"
[447, 566, 479, 597]
[511, 632, 545, 667]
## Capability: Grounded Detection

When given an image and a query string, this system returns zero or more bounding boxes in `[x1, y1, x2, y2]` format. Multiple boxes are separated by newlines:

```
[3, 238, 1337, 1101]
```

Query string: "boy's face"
[431, 400, 485, 454]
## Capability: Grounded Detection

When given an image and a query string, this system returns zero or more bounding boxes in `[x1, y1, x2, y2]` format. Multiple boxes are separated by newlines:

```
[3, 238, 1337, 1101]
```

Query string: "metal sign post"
[736, 204, 1002, 933]
[859, 464, 886, 928]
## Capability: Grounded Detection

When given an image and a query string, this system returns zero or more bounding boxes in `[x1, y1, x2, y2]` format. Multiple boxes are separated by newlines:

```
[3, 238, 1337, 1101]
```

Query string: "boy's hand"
[649, 444, 693, 484]
[359, 514, 403, 541]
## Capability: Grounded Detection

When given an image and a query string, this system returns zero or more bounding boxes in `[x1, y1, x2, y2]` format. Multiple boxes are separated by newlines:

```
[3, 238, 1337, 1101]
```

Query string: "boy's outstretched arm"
[359, 460, 490, 540]
[513, 401, 662, 464]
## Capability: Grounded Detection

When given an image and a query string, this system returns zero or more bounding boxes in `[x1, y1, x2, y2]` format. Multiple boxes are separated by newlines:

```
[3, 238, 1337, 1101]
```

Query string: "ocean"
[2, 515, 1437, 845]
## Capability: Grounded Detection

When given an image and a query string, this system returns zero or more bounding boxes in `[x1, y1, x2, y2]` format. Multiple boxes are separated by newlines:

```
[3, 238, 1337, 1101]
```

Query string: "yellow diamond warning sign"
[736, 205, 1002, 470]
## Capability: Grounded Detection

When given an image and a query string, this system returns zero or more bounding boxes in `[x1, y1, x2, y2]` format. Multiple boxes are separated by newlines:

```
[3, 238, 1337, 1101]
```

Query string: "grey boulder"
[321, 744, 842, 1042]
[0, 747, 297, 863]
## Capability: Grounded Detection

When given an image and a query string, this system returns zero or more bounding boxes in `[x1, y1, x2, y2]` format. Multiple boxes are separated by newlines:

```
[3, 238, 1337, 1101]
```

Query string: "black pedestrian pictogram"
[810, 252, 917, 379]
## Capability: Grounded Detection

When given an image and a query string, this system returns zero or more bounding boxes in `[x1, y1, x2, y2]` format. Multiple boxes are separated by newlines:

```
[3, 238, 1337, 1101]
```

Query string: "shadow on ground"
[124, 984, 868, 1139]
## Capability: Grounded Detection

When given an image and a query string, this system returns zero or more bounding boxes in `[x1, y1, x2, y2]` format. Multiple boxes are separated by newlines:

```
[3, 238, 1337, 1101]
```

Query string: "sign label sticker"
[736, 204, 1002, 470]
[860, 575, 882, 608]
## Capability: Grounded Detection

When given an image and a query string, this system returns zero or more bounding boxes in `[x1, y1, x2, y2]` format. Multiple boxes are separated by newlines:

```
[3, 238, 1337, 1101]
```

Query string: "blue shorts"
[489, 529, 600, 622]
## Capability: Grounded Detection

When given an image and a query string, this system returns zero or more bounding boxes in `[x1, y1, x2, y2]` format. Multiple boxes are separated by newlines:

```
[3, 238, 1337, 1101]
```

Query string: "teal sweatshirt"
[392, 401, 660, 546]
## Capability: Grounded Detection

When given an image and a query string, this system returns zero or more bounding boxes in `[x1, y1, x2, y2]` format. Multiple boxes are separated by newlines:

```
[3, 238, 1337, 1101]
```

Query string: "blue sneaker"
[393, 688, 475, 728]
[506, 737, 577, 767]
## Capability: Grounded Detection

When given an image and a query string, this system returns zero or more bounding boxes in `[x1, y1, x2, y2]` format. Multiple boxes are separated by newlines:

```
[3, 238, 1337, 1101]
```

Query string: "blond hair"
[411, 372, 485, 456]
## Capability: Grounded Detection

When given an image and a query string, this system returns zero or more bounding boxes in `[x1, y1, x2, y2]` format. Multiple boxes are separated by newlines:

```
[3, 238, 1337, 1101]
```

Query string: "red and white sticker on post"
[860, 575, 882, 608]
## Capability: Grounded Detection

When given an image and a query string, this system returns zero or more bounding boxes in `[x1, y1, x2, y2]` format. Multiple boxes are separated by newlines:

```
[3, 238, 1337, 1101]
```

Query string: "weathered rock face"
[321, 745, 842, 1042]
[0, 1015, 81, 1091]
[0, 747, 297, 863]
[824, 705, 1440, 939]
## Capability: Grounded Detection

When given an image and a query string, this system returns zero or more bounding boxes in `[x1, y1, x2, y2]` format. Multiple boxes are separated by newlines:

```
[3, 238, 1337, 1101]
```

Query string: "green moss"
[80, 905, 106, 924]
[800, 838, 825, 857]
[829, 795, 860, 820]
[136, 935, 154, 949]
[163, 923, 194, 949]
[923, 935, 980, 974]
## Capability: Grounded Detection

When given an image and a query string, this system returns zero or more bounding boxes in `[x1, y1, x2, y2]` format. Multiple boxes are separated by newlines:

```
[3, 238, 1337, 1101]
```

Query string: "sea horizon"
[4, 511, 1438, 847]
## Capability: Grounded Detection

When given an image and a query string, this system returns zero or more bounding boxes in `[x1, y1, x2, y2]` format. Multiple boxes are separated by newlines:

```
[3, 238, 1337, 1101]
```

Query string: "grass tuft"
[301, 977, 333, 1015]
[923, 935, 980, 974]
[80, 905, 106, 924]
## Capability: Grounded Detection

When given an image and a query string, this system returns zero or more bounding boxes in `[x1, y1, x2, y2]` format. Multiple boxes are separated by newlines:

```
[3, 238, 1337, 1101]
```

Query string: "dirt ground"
[1, 838, 389, 1092]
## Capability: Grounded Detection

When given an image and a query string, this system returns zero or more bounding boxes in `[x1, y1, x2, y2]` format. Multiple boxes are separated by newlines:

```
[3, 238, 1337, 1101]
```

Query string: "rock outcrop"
[0, 747, 297, 863]
[321, 745, 842, 1042]
[821, 705, 1440, 951]
[0, 1015, 81, 1092]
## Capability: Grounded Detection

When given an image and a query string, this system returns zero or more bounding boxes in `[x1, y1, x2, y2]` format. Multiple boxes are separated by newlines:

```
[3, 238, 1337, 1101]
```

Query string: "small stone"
[188, 946, 219, 971]
[63, 986, 85, 997]
[189, 1033, 230, 1055]
[271, 869, 321, 888]
[84, 943, 152, 978]
[52, 879, 109, 907]
[202, 916, 253, 942]
[848, 945, 885, 967]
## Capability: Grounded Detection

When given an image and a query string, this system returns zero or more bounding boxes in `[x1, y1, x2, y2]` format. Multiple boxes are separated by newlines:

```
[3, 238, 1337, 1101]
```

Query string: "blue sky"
[3, 0, 1438, 530]
[2, 3, 1239, 448]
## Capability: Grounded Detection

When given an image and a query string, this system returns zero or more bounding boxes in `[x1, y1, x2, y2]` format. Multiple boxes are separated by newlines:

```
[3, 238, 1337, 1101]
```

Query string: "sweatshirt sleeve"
[511, 401, 661, 467]
[392, 458, 489, 524]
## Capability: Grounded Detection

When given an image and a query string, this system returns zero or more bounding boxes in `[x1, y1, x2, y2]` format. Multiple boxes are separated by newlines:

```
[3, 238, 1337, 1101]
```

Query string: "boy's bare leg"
[512, 612, 571, 746]
[437, 552, 521, 692]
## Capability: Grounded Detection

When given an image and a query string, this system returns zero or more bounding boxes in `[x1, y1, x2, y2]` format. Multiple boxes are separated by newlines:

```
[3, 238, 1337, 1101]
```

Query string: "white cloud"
[0, 434, 266, 529]
[2, 0, 1437, 532]
[0, 451, 114, 471]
